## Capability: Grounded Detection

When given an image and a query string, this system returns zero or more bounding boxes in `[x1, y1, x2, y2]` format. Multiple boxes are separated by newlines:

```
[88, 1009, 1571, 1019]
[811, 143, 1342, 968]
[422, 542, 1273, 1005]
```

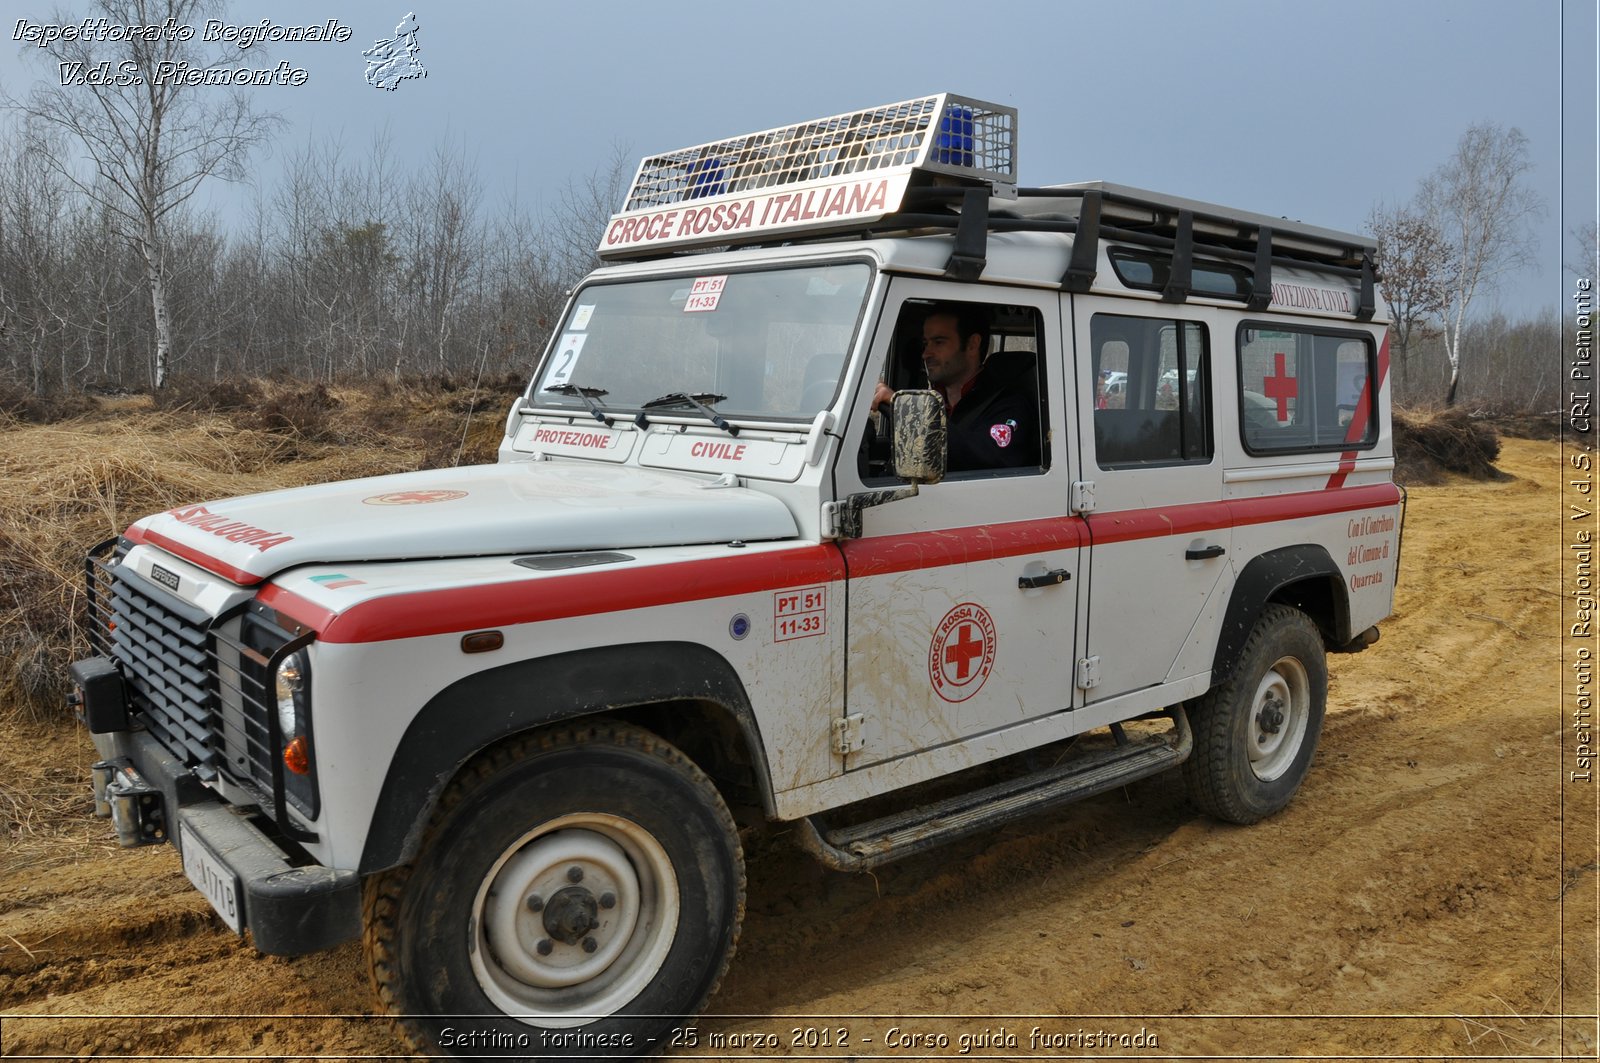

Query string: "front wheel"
[1183, 604, 1328, 824]
[364, 720, 744, 1059]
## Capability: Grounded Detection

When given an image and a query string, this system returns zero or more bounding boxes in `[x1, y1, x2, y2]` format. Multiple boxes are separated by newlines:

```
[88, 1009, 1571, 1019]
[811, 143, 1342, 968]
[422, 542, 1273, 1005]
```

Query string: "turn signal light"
[283, 734, 311, 775]
[461, 630, 504, 654]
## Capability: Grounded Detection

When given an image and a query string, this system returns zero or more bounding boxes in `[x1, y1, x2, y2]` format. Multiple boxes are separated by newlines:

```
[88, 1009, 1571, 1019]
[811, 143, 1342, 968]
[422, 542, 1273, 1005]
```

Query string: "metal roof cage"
[598, 94, 1016, 261]
[621, 93, 1017, 212]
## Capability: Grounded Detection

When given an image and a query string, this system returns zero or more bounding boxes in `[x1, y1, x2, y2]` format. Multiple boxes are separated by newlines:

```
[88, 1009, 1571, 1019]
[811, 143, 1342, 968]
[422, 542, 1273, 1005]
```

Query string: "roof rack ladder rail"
[1161, 209, 1194, 303]
[1060, 189, 1102, 292]
[943, 187, 990, 281]
[1246, 226, 1274, 311]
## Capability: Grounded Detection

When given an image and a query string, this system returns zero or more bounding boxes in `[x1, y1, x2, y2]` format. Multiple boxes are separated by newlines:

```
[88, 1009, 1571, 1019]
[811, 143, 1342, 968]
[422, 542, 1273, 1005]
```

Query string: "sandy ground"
[1, 436, 1592, 1061]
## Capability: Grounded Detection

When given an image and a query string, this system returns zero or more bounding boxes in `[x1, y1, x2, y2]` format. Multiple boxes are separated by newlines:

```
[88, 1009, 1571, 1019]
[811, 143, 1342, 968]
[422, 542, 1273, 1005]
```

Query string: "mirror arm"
[830, 486, 920, 539]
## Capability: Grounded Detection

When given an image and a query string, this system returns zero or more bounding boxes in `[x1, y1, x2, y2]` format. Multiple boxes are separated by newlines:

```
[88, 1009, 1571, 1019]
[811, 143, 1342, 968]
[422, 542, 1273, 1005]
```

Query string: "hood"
[127, 462, 799, 586]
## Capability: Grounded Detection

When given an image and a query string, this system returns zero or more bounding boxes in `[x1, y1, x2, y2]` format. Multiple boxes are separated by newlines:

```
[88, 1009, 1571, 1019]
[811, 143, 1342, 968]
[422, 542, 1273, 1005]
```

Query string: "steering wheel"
[858, 392, 894, 480]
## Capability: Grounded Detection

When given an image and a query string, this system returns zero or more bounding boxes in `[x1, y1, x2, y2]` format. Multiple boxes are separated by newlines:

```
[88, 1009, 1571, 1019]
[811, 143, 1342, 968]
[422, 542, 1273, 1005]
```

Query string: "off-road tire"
[1183, 604, 1327, 825]
[363, 719, 745, 1059]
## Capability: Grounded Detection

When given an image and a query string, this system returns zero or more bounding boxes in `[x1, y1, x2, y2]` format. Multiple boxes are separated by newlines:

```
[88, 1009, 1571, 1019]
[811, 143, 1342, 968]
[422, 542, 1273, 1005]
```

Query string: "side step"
[795, 708, 1192, 871]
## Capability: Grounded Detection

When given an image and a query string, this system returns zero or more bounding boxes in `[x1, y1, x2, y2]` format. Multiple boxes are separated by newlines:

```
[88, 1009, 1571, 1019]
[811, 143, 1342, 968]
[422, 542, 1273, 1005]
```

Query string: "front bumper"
[72, 657, 361, 956]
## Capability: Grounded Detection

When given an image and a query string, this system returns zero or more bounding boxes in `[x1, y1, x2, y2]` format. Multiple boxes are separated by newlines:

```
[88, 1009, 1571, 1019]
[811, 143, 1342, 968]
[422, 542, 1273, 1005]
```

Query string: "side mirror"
[892, 389, 947, 485]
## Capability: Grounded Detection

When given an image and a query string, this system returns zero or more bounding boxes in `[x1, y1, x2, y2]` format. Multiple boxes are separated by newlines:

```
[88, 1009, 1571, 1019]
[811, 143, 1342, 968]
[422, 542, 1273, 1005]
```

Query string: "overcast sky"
[5, 0, 1596, 316]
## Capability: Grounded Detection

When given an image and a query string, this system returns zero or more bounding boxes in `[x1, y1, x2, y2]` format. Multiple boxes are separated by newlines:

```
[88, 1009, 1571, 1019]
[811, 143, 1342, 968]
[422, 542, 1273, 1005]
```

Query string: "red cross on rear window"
[1262, 352, 1298, 423]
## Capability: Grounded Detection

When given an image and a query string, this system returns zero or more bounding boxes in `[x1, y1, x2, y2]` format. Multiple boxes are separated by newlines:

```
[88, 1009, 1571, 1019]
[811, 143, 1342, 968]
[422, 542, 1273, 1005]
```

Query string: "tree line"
[0, 1, 1581, 411]
[0, 123, 626, 393]
[0, 0, 623, 394]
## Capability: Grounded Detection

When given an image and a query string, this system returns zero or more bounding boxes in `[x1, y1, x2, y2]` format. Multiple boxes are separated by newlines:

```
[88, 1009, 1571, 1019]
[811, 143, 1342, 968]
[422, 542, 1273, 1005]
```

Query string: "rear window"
[1237, 323, 1376, 454]
[1091, 313, 1212, 468]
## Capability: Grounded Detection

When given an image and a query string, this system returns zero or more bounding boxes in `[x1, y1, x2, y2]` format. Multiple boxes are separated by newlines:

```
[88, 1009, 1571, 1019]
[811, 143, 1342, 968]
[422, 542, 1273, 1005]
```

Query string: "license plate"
[180, 825, 243, 934]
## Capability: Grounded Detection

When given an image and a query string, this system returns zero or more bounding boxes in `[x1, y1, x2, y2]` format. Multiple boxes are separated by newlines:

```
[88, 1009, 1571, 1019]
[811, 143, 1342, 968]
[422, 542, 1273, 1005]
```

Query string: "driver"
[872, 303, 1039, 472]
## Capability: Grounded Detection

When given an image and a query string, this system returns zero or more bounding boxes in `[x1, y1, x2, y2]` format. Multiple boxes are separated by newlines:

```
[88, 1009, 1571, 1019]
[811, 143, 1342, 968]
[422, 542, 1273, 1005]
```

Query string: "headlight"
[238, 607, 320, 820]
[275, 655, 305, 738]
[274, 651, 311, 777]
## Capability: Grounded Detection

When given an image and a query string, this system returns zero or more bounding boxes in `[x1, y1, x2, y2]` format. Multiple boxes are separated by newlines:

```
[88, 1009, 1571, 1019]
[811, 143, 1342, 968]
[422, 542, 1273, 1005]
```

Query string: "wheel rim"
[1247, 655, 1310, 782]
[470, 813, 679, 1028]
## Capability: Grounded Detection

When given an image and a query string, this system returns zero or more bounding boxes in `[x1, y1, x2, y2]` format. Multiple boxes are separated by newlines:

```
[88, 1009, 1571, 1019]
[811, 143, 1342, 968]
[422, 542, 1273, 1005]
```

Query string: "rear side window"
[1091, 313, 1212, 468]
[1237, 324, 1376, 453]
[1108, 249, 1251, 301]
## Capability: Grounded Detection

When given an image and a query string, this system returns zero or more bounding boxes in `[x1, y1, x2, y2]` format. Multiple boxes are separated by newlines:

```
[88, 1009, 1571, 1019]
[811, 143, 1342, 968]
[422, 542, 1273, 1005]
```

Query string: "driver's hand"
[872, 382, 895, 411]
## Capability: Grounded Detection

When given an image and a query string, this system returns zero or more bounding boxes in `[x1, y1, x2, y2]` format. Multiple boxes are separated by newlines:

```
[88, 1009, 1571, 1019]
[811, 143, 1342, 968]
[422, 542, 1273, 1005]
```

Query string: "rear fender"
[1211, 545, 1349, 685]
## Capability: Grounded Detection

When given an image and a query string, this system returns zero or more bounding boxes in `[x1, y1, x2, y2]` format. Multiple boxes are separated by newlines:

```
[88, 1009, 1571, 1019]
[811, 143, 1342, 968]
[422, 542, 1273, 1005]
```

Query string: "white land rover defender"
[70, 94, 1403, 1057]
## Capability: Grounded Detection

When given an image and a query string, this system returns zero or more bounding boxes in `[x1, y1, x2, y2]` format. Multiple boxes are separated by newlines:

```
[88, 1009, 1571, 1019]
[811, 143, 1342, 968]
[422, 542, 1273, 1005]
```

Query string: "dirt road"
[1, 437, 1590, 1060]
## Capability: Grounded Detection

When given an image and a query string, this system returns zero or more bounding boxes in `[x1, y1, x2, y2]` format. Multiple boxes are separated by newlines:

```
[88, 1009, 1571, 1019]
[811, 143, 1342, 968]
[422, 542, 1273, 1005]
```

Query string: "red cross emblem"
[928, 602, 997, 703]
[363, 489, 469, 506]
[946, 624, 985, 677]
[1262, 352, 1298, 423]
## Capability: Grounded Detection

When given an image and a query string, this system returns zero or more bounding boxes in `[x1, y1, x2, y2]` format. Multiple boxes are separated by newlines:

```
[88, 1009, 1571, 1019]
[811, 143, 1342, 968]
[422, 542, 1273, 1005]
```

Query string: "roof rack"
[875, 181, 1378, 319]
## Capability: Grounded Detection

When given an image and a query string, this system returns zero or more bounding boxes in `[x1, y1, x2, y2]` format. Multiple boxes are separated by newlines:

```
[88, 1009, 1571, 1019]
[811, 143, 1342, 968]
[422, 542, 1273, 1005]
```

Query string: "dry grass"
[0, 732, 101, 880]
[0, 377, 513, 728]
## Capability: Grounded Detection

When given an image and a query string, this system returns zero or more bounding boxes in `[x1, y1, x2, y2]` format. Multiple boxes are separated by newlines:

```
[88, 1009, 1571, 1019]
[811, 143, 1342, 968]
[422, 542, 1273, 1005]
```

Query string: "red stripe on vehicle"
[1327, 331, 1391, 490]
[261, 484, 1399, 646]
[262, 545, 847, 644]
[841, 516, 1087, 577]
[1085, 502, 1231, 546]
[123, 525, 265, 586]
[1087, 484, 1399, 546]
[1227, 482, 1400, 527]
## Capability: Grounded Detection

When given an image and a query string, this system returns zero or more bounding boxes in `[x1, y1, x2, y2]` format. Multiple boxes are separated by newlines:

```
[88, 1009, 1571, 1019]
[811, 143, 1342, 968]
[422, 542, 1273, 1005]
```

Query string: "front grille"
[88, 544, 224, 777]
[84, 541, 317, 835]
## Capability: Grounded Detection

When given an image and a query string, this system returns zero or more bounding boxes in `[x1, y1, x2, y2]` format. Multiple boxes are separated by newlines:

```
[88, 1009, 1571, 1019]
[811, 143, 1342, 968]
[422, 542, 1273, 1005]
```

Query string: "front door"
[837, 281, 1082, 767]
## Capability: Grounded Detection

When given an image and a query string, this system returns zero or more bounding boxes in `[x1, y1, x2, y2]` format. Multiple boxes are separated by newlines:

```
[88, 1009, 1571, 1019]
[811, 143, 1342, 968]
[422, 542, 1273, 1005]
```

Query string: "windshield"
[530, 262, 872, 422]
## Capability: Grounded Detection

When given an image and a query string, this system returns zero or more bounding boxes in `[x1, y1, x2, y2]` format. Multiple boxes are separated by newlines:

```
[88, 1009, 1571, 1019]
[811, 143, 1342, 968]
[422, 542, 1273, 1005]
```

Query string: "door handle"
[1018, 568, 1072, 590]
[1185, 544, 1226, 561]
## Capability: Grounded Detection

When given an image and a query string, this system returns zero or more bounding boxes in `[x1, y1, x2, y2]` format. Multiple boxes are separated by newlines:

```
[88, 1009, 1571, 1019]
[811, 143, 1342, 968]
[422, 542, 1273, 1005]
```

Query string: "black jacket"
[945, 354, 1040, 472]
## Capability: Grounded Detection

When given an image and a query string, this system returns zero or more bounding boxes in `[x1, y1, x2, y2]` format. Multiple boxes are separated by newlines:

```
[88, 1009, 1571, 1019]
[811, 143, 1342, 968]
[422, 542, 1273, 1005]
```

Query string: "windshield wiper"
[543, 383, 616, 427]
[637, 392, 740, 436]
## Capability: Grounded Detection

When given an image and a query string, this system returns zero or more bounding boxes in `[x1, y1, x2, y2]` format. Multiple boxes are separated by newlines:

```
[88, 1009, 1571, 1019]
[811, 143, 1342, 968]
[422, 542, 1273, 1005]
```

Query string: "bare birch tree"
[1367, 202, 1452, 399]
[7, 0, 281, 388]
[1417, 124, 1543, 406]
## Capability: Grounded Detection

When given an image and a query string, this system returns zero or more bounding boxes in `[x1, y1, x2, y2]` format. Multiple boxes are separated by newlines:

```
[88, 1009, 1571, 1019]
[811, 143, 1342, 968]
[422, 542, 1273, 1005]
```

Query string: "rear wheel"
[364, 720, 744, 1058]
[1183, 604, 1327, 824]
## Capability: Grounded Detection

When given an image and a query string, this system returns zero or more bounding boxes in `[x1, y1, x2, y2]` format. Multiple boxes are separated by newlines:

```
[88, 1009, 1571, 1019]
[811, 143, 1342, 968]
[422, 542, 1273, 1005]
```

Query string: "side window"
[868, 299, 1049, 479]
[1238, 324, 1375, 453]
[1091, 313, 1212, 468]
[1108, 249, 1252, 301]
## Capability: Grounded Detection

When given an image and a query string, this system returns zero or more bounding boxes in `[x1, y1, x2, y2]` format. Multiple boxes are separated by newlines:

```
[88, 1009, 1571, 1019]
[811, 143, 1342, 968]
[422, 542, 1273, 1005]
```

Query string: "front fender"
[358, 641, 766, 873]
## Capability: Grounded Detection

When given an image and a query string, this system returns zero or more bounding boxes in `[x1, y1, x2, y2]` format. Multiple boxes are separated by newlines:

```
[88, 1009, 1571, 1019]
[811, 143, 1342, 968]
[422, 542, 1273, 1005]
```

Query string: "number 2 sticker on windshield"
[684, 275, 726, 313]
[545, 333, 588, 388]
